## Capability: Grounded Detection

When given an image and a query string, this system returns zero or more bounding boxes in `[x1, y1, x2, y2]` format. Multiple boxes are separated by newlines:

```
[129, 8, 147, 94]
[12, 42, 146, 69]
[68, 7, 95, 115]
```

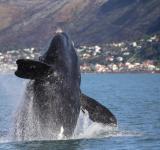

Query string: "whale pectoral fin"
[80, 93, 117, 126]
[15, 59, 51, 79]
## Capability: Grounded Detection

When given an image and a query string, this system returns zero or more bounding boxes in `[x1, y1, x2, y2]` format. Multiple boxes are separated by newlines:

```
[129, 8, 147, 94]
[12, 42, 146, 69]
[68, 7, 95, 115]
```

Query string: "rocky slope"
[0, 0, 160, 50]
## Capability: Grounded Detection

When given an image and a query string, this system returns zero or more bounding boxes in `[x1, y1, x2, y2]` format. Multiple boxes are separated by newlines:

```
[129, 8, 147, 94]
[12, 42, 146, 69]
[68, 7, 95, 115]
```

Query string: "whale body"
[14, 32, 117, 140]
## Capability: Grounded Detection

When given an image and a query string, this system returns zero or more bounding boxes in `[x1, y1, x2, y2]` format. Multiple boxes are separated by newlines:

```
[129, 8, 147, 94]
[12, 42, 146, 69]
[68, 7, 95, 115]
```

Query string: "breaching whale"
[14, 32, 117, 140]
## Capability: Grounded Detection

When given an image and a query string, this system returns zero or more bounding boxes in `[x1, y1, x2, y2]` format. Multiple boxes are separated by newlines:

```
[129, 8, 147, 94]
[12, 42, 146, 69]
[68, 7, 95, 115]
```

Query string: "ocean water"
[0, 73, 160, 150]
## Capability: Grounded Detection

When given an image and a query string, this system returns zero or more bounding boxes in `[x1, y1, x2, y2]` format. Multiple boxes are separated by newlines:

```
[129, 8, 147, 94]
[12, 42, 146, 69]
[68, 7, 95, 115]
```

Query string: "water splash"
[58, 126, 64, 140]
[12, 92, 118, 142]
[72, 110, 142, 140]
[0, 76, 142, 143]
[0, 108, 142, 144]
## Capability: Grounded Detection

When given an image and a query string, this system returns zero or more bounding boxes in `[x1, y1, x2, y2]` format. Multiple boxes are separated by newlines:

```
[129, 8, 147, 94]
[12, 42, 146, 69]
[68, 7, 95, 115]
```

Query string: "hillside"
[0, 0, 160, 50]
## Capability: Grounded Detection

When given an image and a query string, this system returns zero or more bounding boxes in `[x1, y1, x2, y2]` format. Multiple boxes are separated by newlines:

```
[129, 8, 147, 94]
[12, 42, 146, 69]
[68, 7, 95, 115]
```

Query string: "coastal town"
[79, 35, 160, 73]
[0, 35, 159, 73]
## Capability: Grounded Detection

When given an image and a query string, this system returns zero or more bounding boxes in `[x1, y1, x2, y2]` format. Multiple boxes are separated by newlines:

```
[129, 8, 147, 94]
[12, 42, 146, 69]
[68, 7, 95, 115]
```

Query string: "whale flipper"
[15, 59, 51, 79]
[80, 93, 117, 126]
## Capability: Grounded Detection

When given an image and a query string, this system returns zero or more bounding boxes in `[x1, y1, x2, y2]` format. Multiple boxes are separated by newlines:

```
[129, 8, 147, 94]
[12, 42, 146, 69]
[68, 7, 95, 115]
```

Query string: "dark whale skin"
[15, 32, 117, 140]
[15, 32, 81, 138]
[32, 33, 81, 137]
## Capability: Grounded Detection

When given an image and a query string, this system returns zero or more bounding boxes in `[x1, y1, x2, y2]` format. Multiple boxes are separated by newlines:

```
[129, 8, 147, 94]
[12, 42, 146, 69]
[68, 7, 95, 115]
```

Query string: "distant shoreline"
[81, 71, 160, 74]
[0, 35, 160, 74]
[0, 70, 160, 75]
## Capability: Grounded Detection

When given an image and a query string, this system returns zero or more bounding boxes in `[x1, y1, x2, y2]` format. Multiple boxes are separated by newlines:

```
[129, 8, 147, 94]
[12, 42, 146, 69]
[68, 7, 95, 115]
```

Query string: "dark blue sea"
[0, 73, 160, 150]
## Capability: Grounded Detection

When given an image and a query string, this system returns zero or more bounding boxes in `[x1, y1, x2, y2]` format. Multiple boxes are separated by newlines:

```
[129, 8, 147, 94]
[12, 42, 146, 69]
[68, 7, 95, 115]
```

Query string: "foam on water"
[0, 109, 142, 144]
[0, 132, 11, 144]
[73, 110, 116, 139]
[72, 110, 142, 140]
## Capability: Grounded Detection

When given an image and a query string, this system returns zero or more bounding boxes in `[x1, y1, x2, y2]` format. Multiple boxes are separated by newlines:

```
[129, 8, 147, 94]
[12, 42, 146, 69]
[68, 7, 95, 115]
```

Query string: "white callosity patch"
[56, 28, 63, 33]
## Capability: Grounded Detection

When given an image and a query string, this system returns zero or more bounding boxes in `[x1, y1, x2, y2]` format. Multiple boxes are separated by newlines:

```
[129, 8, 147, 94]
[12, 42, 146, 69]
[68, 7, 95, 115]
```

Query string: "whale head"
[15, 32, 79, 80]
[40, 32, 75, 67]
